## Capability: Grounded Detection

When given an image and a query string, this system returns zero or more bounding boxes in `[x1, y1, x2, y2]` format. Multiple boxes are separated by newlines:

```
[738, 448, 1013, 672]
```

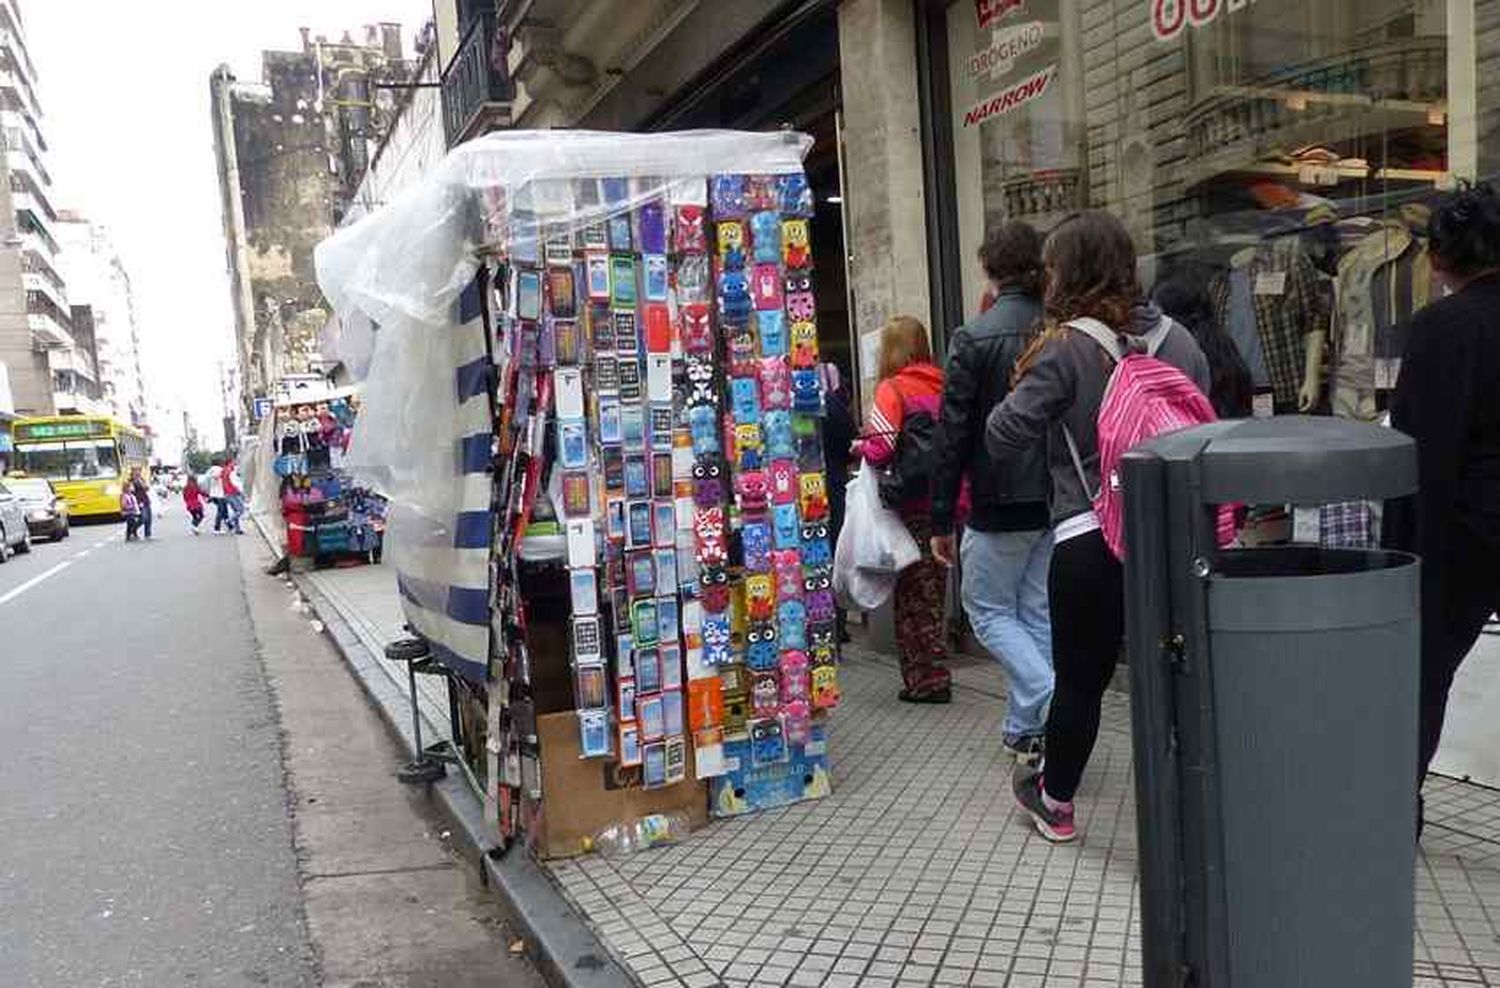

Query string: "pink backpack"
[1062, 317, 1235, 559]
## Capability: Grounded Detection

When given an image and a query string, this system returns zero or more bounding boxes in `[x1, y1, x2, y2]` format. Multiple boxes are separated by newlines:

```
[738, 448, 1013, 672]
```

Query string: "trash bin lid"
[1127, 416, 1417, 504]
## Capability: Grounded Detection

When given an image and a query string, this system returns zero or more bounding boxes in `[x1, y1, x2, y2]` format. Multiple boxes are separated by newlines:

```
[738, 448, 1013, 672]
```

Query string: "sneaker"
[1013, 767, 1077, 843]
[1003, 733, 1045, 765]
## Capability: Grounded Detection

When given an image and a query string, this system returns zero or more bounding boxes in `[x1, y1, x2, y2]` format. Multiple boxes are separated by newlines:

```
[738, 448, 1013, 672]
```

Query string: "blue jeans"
[960, 527, 1055, 739]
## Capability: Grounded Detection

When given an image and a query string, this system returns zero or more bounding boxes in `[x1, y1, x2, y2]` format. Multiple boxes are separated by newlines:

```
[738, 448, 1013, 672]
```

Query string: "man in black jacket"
[930, 222, 1054, 762]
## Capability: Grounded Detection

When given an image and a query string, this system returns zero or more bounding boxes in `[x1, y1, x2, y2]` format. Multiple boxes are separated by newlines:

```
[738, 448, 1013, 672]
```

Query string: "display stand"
[317, 131, 843, 860]
[269, 387, 386, 569]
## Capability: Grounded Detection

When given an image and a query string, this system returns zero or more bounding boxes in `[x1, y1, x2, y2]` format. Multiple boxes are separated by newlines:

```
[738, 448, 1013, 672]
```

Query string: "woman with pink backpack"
[985, 211, 1210, 843]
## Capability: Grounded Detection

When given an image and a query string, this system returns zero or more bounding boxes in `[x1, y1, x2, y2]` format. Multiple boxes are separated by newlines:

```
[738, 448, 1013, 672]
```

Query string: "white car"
[0, 479, 34, 562]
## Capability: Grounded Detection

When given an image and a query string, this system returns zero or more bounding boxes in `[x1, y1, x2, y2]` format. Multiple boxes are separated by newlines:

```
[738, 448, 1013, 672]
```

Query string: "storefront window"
[934, 0, 1477, 434]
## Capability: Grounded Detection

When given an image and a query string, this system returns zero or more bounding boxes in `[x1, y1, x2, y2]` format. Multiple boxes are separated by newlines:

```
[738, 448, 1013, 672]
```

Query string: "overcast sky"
[25, 0, 432, 446]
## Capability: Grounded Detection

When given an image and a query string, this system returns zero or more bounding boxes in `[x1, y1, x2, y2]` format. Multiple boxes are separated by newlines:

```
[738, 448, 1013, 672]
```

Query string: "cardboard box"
[528, 711, 709, 859]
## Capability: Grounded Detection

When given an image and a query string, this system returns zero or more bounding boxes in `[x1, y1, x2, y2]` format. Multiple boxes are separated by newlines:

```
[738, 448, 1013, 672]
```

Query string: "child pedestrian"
[183, 475, 206, 534]
[121, 485, 142, 541]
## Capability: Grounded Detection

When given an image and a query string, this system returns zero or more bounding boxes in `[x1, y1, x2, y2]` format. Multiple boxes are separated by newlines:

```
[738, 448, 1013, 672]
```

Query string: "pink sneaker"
[1013, 768, 1077, 843]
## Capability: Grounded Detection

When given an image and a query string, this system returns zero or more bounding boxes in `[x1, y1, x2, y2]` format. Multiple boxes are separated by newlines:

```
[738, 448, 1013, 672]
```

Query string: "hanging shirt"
[1210, 237, 1327, 411]
[1332, 223, 1412, 420]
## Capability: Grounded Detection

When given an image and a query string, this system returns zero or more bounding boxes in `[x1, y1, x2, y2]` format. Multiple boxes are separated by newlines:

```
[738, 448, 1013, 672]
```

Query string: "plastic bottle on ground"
[583, 812, 689, 856]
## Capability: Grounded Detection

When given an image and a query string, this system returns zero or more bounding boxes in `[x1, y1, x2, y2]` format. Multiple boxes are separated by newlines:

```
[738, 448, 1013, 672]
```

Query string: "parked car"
[6, 477, 69, 541]
[0, 479, 33, 561]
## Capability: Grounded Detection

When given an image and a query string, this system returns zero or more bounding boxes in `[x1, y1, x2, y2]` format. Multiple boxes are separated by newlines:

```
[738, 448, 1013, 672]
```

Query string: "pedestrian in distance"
[222, 454, 245, 535]
[986, 210, 1210, 842]
[129, 467, 153, 541]
[930, 221, 1055, 765]
[856, 315, 954, 704]
[183, 475, 206, 534]
[206, 456, 229, 533]
[120, 483, 142, 541]
[1385, 182, 1500, 821]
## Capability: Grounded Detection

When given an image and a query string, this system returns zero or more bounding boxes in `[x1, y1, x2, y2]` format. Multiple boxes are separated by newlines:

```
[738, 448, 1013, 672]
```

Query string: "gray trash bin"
[1119, 416, 1419, 988]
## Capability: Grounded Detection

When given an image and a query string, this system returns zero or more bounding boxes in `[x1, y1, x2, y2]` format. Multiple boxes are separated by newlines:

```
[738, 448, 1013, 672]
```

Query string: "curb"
[251, 525, 636, 988]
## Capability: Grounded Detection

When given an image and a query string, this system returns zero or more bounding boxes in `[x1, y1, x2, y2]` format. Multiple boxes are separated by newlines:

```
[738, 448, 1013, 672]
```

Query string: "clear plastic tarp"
[314, 129, 813, 539]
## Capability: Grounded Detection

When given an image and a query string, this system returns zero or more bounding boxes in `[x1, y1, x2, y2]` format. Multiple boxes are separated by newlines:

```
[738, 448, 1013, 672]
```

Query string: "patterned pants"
[894, 508, 952, 694]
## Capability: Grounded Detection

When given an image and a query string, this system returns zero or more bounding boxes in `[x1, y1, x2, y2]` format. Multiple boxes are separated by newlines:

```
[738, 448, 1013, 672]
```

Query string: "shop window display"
[935, 0, 1470, 547]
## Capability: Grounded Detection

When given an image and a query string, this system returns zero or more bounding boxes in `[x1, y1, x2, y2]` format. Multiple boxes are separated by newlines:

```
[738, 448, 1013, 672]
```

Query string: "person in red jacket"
[182, 476, 206, 534]
[857, 315, 953, 703]
[222, 456, 245, 535]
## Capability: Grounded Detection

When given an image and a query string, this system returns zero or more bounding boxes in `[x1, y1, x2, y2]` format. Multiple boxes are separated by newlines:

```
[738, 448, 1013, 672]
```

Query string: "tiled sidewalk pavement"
[300, 566, 1500, 987]
[548, 645, 1500, 988]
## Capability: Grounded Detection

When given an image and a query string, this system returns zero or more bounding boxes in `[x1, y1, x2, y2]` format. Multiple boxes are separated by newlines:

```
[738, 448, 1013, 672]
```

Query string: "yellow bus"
[9, 415, 149, 519]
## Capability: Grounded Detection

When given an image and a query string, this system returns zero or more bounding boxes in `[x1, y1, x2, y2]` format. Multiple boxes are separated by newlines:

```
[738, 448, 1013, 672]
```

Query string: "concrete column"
[838, 0, 932, 407]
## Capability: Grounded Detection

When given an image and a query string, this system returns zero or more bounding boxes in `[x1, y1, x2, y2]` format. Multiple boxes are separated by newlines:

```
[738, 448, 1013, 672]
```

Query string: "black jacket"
[1388, 273, 1500, 587]
[931, 288, 1050, 535]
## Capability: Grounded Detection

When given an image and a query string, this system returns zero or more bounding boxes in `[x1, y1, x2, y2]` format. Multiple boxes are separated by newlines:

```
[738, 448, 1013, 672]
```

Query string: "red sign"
[961, 65, 1055, 128]
[976, 0, 1025, 31]
[1152, 0, 1233, 41]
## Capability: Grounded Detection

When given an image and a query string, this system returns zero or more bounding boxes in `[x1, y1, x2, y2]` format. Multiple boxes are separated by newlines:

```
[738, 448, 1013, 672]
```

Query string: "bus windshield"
[14, 440, 121, 481]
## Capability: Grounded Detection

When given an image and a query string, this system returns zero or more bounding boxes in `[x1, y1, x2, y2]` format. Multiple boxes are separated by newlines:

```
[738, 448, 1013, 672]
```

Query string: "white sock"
[1040, 780, 1072, 813]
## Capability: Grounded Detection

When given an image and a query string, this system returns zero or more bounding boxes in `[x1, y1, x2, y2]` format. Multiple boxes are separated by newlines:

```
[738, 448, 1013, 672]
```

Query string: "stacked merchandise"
[481, 134, 841, 848]
[273, 395, 383, 564]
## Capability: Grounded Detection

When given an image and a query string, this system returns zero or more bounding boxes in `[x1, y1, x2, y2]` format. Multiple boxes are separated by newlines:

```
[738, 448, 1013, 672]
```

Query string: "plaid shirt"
[1210, 238, 1330, 410]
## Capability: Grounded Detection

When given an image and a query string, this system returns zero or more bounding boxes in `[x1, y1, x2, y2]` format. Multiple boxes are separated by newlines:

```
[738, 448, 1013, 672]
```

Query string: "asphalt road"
[0, 509, 317, 986]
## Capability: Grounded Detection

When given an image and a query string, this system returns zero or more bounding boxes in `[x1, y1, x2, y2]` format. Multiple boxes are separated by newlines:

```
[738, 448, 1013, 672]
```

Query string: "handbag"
[874, 409, 938, 508]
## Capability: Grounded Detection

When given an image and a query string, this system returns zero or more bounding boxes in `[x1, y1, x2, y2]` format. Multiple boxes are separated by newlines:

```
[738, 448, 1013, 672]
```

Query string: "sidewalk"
[300, 563, 1500, 988]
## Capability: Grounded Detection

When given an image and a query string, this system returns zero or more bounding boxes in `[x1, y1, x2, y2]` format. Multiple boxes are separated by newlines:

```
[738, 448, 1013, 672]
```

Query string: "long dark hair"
[1153, 269, 1253, 418]
[1015, 210, 1140, 382]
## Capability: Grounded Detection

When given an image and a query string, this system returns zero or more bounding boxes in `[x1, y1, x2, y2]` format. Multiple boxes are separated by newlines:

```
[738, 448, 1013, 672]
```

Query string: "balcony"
[10, 171, 54, 222]
[3, 126, 48, 184]
[28, 289, 72, 350]
[0, 4, 37, 82]
[21, 246, 62, 294]
[16, 205, 57, 256]
[28, 310, 71, 349]
[22, 271, 64, 314]
[441, 10, 514, 147]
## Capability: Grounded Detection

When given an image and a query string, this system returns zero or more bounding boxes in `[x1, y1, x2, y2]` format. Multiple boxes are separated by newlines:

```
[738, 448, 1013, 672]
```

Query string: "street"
[0, 510, 543, 988]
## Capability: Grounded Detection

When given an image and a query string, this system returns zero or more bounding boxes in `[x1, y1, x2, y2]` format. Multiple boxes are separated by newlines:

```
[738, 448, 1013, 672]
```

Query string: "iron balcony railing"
[441, 10, 513, 147]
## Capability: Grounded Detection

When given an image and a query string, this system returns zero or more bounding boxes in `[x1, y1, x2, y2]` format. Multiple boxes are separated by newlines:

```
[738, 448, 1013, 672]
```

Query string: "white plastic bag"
[834, 462, 921, 610]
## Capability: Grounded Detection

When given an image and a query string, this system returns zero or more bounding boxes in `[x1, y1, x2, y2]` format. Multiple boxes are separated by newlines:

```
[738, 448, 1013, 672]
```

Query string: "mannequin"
[1210, 237, 1329, 414]
[1299, 330, 1326, 412]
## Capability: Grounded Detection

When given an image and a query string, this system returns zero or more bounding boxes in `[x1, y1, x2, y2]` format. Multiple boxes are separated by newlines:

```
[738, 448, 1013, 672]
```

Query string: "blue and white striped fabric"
[394, 275, 492, 685]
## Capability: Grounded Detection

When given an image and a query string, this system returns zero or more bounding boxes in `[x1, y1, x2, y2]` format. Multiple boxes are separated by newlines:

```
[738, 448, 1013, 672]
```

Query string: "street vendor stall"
[316, 130, 841, 857]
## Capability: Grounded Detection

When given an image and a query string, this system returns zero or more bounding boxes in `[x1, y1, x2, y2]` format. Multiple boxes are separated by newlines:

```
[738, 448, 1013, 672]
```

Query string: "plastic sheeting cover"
[313, 129, 813, 526]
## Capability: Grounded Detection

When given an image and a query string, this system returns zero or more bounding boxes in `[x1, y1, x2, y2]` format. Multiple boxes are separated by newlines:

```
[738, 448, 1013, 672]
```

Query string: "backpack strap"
[1060, 317, 1125, 504]
[1067, 315, 1172, 360]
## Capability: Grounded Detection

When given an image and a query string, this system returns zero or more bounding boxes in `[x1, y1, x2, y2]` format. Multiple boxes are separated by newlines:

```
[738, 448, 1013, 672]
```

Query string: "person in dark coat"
[1387, 182, 1500, 803]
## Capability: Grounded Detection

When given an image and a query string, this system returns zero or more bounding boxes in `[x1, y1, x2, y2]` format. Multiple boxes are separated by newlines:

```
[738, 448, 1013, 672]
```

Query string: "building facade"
[419, 0, 1500, 413]
[0, 0, 90, 419]
[210, 26, 415, 422]
[54, 212, 148, 428]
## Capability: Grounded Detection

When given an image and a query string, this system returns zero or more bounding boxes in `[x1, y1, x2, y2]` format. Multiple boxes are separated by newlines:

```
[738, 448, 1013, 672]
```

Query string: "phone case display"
[475, 141, 839, 835]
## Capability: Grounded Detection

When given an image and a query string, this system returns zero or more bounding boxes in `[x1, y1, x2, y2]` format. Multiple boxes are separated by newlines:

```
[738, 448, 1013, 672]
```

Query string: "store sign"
[1150, 0, 1256, 41]
[976, 0, 1025, 30]
[961, 64, 1055, 128]
[967, 20, 1045, 80]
